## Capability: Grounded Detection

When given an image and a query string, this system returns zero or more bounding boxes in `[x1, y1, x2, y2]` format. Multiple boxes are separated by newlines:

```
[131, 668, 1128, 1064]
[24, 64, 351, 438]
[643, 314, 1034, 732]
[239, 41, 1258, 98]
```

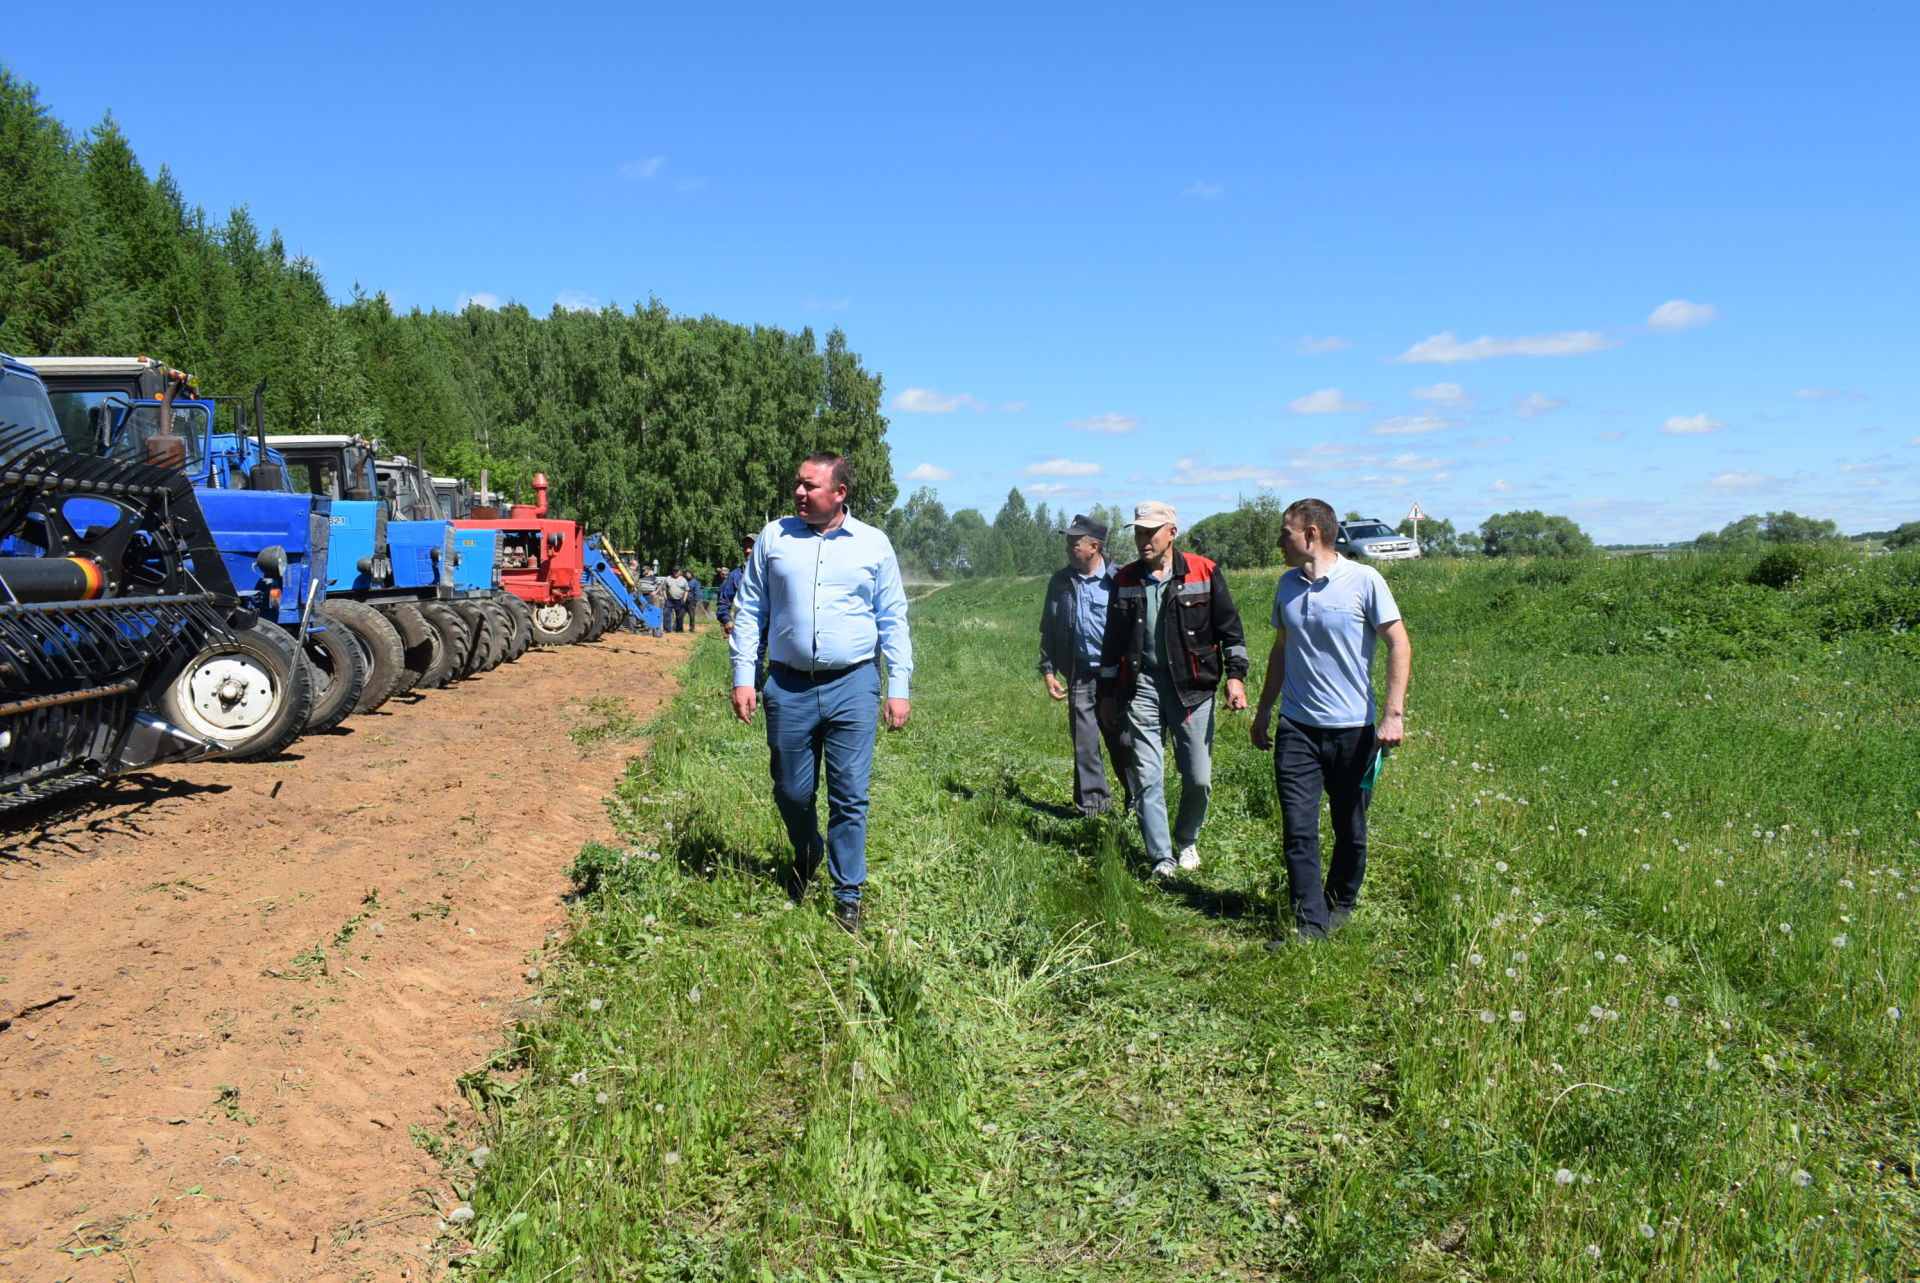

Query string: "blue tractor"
[21, 357, 326, 760]
[267, 436, 530, 686]
[2, 354, 264, 807]
[583, 533, 663, 634]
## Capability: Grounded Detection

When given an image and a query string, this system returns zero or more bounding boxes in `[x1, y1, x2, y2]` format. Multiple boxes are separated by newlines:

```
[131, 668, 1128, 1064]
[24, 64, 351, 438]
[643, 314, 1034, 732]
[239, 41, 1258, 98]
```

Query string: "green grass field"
[442, 551, 1919, 1281]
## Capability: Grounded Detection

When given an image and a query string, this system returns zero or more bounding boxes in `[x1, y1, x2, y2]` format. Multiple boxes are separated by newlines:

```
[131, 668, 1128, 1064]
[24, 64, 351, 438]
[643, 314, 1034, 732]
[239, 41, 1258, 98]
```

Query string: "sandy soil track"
[1, 629, 689, 1282]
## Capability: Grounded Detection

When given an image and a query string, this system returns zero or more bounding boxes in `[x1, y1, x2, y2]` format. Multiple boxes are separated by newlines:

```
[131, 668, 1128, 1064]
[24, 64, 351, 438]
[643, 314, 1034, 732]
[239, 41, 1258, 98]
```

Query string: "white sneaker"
[1177, 844, 1201, 871]
[1151, 859, 1177, 881]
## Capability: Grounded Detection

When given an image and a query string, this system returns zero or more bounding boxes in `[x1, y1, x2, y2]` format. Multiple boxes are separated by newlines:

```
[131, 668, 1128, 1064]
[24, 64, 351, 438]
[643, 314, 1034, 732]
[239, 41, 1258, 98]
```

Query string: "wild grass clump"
[448, 556, 1919, 1281]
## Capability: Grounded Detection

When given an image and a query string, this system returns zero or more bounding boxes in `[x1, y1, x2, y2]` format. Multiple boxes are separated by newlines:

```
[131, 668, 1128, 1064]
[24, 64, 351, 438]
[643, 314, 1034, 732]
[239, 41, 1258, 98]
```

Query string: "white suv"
[1336, 519, 1421, 561]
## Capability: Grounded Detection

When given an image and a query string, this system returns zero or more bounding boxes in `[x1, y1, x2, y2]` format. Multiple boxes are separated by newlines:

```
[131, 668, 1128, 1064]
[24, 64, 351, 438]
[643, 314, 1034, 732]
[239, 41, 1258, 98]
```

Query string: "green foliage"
[1395, 514, 1477, 557]
[1748, 543, 1846, 589]
[1697, 510, 1845, 550]
[1884, 520, 1920, 550]
[0, 76, 892, 569]
[1479, 509, 1598, 558]
[1184, 493, 1285, 568]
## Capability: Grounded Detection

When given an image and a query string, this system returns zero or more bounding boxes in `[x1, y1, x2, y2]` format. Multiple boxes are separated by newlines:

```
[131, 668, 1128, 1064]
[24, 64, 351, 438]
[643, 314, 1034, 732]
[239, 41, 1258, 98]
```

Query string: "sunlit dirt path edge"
[0, 630, 691, 1283]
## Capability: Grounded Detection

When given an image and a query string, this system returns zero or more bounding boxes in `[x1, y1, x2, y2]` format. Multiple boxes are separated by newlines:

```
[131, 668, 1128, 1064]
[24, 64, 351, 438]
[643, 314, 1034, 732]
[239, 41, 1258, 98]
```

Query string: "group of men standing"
[724, 452, 1410, 946]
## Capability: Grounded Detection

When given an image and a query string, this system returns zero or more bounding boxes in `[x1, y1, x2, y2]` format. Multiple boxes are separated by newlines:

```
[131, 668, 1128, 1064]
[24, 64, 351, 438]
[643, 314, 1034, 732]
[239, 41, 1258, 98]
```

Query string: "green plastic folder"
[1360, 747, 1388, 791]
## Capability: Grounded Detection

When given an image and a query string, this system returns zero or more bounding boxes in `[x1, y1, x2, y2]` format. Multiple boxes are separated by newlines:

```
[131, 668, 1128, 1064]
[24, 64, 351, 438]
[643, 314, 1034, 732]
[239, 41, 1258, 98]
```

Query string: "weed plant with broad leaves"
[448, 552, 1919, 1281]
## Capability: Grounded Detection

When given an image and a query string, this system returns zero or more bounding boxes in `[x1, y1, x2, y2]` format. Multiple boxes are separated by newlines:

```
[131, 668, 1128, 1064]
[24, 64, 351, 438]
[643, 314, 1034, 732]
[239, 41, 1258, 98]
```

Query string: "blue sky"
[7, 1, 1915, 542]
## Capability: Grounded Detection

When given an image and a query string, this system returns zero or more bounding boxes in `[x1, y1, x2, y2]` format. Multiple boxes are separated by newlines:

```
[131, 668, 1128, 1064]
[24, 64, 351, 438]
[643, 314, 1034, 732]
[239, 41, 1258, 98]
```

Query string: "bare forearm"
[1382, 632, 1410, 716]
[1255, 633, 1286, 715]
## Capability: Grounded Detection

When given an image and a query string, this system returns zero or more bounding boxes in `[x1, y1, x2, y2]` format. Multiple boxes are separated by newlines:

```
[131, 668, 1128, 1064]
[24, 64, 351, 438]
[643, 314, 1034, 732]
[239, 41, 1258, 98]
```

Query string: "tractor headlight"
[255, 544, 288, 580]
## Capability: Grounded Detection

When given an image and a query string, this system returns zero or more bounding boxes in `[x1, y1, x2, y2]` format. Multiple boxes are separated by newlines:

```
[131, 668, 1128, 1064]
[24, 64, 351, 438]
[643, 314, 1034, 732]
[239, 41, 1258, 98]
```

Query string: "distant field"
[446, 551, 1919, 1281]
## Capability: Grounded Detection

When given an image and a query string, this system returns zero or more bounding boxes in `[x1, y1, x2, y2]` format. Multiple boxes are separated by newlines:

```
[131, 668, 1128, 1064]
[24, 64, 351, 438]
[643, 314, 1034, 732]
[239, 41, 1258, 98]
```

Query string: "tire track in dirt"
[0, 630, 690, 1282]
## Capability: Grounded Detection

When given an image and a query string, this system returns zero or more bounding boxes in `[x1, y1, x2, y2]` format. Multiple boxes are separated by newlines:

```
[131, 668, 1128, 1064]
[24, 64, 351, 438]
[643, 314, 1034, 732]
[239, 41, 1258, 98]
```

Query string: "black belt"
[771, 660, 870, 684]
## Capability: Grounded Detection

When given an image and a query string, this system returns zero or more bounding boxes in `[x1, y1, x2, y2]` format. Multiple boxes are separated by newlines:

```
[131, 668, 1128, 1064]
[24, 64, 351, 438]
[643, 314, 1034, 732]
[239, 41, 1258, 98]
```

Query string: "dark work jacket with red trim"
[1097, 548, 1250, 709]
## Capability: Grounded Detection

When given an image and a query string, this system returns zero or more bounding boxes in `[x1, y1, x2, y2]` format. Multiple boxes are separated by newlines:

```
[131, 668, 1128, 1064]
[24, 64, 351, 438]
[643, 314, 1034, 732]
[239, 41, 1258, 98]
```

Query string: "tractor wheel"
[474, 600, 513, 671]
[383, 602, 435, 697]
[450, 601, 497, 674]
[494, 592, 534, 660]
[160, 620, 314, 762]
[529, 596, 590, 647]
[595, 586, 625, 635]
[301, 612, 369, 733]
[580, 589, 610, 643]
[418, 602, 470, 685]
[323, 599, 407, 715]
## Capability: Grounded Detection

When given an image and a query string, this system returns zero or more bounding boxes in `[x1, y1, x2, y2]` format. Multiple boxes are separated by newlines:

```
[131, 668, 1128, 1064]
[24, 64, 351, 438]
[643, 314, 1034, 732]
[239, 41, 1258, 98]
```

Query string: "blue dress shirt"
[729, 511, 914, 699]
[1070, 563, 1113, 669]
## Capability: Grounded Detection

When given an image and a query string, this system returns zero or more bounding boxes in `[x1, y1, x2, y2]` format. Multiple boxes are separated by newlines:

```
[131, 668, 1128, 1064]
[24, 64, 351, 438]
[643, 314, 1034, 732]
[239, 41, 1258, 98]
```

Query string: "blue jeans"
[1124, 670, 1214, 862]
[763, 661, 881, 904]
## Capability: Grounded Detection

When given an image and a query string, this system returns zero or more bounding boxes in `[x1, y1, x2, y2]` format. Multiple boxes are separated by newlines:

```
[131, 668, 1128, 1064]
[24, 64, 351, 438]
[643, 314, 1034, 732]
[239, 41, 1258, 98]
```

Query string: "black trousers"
[1274, 716, 1376, 935]
[1065, 670, 1133, 816]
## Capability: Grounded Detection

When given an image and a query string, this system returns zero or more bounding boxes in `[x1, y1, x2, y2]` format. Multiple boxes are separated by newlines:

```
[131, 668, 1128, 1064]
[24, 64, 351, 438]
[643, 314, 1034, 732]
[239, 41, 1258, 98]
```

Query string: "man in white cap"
[1097, 500, 1249, 879]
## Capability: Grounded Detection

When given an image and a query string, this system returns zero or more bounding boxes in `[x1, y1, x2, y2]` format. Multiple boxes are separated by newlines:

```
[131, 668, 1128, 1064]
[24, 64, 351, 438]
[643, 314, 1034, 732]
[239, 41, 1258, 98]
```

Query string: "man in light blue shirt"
[1250, 497, 1411, 943]
[730, 451, 912, 933]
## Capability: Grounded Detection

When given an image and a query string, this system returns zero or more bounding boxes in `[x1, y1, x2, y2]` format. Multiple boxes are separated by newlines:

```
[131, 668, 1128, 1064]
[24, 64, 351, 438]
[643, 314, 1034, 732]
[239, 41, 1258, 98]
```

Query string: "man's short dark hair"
[806, 451, 853, 493]
[1285, 497, 1338, 543]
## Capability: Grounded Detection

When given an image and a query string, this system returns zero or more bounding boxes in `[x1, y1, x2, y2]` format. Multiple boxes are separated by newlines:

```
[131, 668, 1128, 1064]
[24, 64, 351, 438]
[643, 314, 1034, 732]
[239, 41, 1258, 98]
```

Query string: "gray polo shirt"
[1270, 556, 1400, 727]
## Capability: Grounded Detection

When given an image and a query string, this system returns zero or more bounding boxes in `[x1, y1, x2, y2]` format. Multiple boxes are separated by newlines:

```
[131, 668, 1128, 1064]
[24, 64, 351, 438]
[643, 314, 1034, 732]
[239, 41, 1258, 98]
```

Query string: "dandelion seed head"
[1554, 1167, 1575, 1185]
[1586, 1244, 1602, 1261]
[1576, 1023, 1592, 1035]
[1792, 1169, 1812, 1187]
[663, 1150, 681, 1165]
[686, 986, 702, 1004]
[1613, 954, 1629, 965]
[1831, 935, 1847, 949]
[1495, 860, 1509, 873]
[1513, 951, 1528, 964]
[596, 1091, 610, 1105]
[1467, 953, 1484, 967]
[587, 998, 604, 1012]
[1479, 1010, 1498, 1024]
[1706, 1054, 1722, 1071]
[1665, 995, 1681, 1009]
[1638, 1224, 1655, 1240]
[1509, 1010, 1525, 1024]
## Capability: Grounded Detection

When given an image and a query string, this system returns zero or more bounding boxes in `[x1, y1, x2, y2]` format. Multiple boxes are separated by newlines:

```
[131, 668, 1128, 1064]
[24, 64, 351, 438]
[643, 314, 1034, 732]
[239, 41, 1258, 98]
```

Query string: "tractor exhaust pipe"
[532, 472, 549, 517]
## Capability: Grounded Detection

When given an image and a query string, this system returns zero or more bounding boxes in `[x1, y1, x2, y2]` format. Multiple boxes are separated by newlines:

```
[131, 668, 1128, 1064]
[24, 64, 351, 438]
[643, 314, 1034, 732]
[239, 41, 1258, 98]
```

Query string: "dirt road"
[0, 629, 690, 1282]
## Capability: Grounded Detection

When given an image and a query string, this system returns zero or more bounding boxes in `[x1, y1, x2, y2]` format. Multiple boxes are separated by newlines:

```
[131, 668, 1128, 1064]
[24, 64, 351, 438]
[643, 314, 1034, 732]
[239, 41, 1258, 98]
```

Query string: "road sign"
[1406, 500, 1427, 522]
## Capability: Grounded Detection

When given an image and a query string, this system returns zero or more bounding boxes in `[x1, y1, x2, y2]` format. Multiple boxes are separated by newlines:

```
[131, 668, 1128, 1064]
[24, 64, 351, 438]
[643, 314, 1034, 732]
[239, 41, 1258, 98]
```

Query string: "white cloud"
[1381, 453, 1455, 473]
[1849, 476, 1885, 487]
[1295, 335, 1351, 355]
[1646, 299, 1720, 331]
[557, 290, 600, 312]
[1066, 413, 1141, 435]
[1514, 393, 1567, 420]
[1790, 388, 1867, 401]
[1595, 429, 1628, 441]
[1166, 456, 1290, 487]
[619, 156, 666, 179]
[1465, 435, 1513, 449]
[1483, 478, 1514, 493]
[1661, 413, 1725, 436]
[1697, 467, 1782, 495]
[1369, 414, 1458, 436]
[906, 463, 953, 482]
[673, 177, 706, 192]
[1023, 482, 1096, 498]
[1180, 181, 1225, 199]
[1412, 382, 1469, 405]
[1021, 459, 1102, 478]
[1001, 401, 1029, 413]
[803, 298, 853, 311]
[1395, 330, 1615, 363]
[1288, 387, 1370, 415]
[893, 387, 973, 414]
[1909, 436, 1920, 447]
[458, 291, 501, 310]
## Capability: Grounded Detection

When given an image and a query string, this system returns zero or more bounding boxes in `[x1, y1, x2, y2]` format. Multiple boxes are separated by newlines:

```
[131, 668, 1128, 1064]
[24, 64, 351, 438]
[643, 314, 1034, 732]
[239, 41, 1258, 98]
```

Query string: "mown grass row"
[444, 551, 1919, 1281]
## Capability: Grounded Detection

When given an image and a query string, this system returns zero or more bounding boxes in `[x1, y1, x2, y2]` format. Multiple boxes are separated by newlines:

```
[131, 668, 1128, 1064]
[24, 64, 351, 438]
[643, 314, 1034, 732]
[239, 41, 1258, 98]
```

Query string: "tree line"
[0, 69, 891, 563]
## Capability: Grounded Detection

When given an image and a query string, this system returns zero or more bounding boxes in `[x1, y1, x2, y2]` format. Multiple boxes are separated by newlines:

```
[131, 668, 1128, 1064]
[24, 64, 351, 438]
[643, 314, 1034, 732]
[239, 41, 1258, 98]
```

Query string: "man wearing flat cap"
[1098, 501, 1249, 880]
[1038, 514, 1133, 817]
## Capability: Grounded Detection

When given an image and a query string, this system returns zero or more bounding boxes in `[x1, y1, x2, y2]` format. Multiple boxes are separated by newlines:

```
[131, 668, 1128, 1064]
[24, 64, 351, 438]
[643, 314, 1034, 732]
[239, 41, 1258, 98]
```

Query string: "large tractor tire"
[383, 602, 436, 697]
[476, 600, 515, 670]
[301, 614, 369, 734]
[414, 603, 466, 691]
[160, 619, 314, 762]
[322, 599, 407, 715]
[494, 592, 534, 661]
[529, 596, 590, 647]
[449, 601, 498, 675]
[580, 588, 610, 643]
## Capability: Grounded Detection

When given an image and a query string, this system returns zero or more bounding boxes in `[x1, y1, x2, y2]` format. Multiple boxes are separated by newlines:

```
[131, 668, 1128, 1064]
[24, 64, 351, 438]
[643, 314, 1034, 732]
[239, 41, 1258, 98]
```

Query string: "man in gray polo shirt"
[1250, 497, 1411, 942]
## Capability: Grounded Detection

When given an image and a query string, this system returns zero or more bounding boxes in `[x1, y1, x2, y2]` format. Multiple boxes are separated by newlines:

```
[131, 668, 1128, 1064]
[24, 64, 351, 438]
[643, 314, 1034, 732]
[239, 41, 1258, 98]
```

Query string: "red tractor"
[452, 473, 591, 645]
